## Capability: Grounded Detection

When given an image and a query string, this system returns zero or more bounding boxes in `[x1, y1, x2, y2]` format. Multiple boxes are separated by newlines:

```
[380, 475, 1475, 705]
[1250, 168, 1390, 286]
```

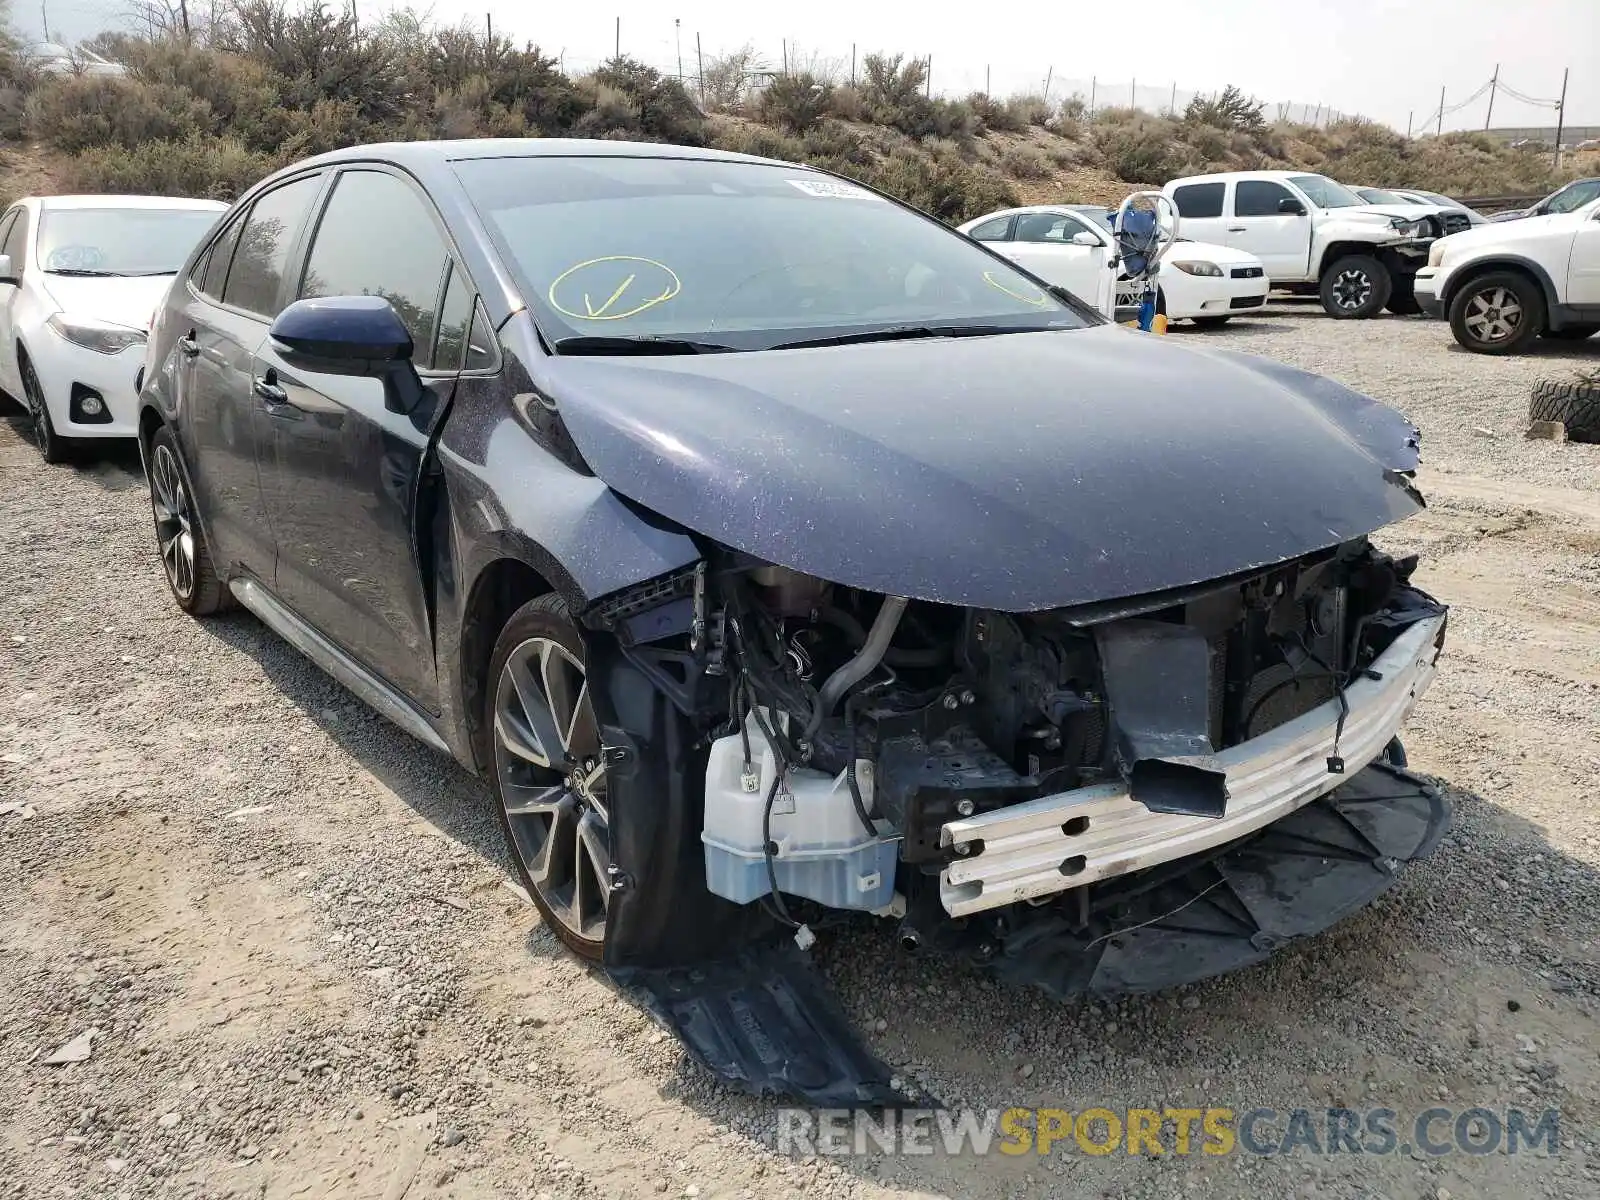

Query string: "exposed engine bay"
[593, 537, 1447, 952]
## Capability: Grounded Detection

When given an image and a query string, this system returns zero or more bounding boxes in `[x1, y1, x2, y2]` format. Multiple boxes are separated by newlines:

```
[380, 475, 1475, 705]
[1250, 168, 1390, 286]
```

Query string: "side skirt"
[229, 577, 450, 756]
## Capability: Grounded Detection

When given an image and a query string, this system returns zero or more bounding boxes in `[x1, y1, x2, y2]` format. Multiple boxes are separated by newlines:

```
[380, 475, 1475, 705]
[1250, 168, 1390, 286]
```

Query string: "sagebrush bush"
[759, 73, 832, 134]
[1001, 143, 1052, 180]
[65, 135, 279, 200]
[1095, 113, 1197, 184]
[847, 144, 1016, 222]
[28, 76, 213, 154]
[1006, 94, 1052, 128]
[574, 57, 705, 145]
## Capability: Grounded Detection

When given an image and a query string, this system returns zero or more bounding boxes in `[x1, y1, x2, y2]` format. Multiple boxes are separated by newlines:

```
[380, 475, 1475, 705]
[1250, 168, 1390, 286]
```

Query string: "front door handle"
[252, 373, 289, 406]
[1228, 226, 1247, 233]
[178, 333, 200, 358]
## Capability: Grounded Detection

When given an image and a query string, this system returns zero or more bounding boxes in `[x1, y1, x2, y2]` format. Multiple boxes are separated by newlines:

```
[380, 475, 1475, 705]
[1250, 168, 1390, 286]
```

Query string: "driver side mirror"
[0, 253, 15, 285]
[269, 295, 423, 414]
[1069, 230, 1101, 247]
[1278, 198, 1307, 216]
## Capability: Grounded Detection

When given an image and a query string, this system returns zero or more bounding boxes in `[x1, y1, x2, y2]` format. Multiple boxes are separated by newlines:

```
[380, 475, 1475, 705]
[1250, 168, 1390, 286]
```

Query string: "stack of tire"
[1530, 376, 1600, 443]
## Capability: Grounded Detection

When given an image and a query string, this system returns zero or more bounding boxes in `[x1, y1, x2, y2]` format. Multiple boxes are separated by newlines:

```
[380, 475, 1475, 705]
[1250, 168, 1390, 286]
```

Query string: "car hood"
[1444, 209, 1585, 254]
[1163, 240, 1262, 268]
[542, 326, 1423, 611]
[40, 274, 176, 331]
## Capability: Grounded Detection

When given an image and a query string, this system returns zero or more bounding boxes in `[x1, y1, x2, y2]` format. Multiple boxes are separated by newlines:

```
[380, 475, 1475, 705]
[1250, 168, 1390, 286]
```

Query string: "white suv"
[1162, 171, 1460, 318]
[1413, 196, 1600, 354]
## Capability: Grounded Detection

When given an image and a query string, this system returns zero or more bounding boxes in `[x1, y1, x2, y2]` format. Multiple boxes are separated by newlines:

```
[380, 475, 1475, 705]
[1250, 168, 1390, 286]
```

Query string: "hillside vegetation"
[0, 3, 1584, 220]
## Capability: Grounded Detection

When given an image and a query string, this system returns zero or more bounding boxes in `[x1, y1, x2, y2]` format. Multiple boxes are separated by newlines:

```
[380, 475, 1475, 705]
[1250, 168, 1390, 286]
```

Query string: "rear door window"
[1172, 183, 1225, 219]
[968, 216, 1013, 241]
[198, 216, 244, 300]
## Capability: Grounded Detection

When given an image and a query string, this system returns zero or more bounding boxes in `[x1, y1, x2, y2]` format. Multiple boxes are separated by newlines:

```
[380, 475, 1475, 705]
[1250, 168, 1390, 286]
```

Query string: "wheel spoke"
[494, 708, 551, 767]
[506, 653, 562, 766]
[529, 792, 579, 892]
[537, 640, 585, 758]
[501, 781, 568, 817]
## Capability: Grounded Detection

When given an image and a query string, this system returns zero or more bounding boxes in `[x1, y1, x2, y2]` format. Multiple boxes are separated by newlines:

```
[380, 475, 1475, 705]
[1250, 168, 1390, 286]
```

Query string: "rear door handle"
[252, 373, 290, 406]
[1228, 227, 1247, 233]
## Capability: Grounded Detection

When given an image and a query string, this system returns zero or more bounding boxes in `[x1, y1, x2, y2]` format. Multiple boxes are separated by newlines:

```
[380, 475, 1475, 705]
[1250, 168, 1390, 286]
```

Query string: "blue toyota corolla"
[138, 138, 1448, 1105]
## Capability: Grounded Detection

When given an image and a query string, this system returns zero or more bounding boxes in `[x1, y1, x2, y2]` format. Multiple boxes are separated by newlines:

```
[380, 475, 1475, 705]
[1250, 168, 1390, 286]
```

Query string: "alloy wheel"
[22, 362, 52, 459]
[1462, 286, 1523, 345]
[1331, 268, 1373, 312]
[150, 444, 196, 600]
[493, 635, 611, 943]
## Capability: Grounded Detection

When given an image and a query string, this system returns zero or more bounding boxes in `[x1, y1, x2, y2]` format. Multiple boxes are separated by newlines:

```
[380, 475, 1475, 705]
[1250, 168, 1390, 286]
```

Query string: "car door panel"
[1569, 215, 1600, 307]
[255, 166, 462, 711]
[182, 174, 325, 579]
[1169, 182, 1230, 249]
[0, 209, 23, 398]
[1002, 212, 1111, 316]
[252, 344, 448, 708]
[1225, 180, 1308, 279]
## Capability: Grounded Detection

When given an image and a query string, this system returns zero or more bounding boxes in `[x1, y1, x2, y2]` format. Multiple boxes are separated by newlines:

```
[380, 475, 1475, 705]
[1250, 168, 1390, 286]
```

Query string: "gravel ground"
[2, 305, 1598, 1200]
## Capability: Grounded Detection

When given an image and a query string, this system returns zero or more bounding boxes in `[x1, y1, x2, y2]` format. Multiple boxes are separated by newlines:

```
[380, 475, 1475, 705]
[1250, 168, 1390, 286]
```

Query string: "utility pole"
[781, 38, 787, 75]
[614, 16, 620, 60]
[1169, 81, 1176, 116]
[925, 56, 932, 98]
[1130, 77, 1136, 108]
[179, 0, 190, 41]
[1088, 75, 1095, 114]
[1484, 63, 1499, 130]
[485, 13, 492, 46]
[985, 65, 990, 98]
[40, 0, 48, 42]
[1043, 66, 1052, 103]
[1406, 110, 1413, 139]
[675, 19, 682, 81]
[1313, 102, 1321, 125]
[850, 44, 855, 87]
[1554, 67, 1569, 169]
[696, 32, 704, 104]
[1436, 85, 1445, 136]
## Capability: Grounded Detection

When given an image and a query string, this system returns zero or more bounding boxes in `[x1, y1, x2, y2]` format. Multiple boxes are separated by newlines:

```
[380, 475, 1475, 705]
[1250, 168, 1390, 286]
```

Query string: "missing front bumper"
[939, 612, 1446, 918]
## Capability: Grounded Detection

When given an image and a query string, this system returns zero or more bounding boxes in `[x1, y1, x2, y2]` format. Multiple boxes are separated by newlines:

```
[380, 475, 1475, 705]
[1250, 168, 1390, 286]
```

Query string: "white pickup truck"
[1161, 171, 1468, 318]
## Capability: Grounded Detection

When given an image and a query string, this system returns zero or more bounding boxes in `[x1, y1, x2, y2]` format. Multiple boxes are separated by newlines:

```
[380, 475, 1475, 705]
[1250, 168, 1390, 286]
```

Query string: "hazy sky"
[25, 0, 1600, 133]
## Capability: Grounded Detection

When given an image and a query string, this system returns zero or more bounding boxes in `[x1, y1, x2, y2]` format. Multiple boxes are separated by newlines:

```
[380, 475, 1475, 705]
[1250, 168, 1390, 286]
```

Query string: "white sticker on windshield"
[786, 177, 883, 200]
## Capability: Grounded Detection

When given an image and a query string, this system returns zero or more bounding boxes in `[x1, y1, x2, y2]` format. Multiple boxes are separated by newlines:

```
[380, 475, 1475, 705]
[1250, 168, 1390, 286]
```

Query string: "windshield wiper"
[124, 269, 179, 277]
[45, 268, 125, 277]
[770, 323, 1053, 351]
[552, 335, 737, 356]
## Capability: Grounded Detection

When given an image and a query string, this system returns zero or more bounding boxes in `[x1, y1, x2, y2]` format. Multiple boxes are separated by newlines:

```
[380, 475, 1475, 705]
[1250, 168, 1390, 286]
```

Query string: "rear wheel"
[147, 425, 230, 615]
[1319, 255, 1392, 318]
[489, 593, 612, 960]
[1447, 270, 1544, 355]
[20, 353, 69, 464]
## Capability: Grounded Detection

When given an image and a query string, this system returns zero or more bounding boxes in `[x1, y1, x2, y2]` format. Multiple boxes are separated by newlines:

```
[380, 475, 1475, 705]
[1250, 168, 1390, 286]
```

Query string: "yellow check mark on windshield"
[586, 274, 637, 318]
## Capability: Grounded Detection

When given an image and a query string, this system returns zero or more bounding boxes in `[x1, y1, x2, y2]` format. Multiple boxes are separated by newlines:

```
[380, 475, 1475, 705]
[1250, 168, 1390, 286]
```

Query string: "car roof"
[27, 194, 229, 212]
[289, 137, 785, 174]
[1167, 169, 1315, 187]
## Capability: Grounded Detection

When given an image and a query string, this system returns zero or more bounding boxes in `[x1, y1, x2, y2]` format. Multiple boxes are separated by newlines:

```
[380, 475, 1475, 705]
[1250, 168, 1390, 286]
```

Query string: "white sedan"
[958, 204, 1271, 326]
[0, 194, 227, 462]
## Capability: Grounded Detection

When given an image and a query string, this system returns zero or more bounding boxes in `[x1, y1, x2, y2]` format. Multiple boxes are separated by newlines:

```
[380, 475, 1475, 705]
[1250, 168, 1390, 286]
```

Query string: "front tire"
[1319, 255, 1392, 319]
[20, 353, 70, 464]
[488, 593, 612, 961]
[147, 425, 230, 615]
[1447, 270, 1544, 355]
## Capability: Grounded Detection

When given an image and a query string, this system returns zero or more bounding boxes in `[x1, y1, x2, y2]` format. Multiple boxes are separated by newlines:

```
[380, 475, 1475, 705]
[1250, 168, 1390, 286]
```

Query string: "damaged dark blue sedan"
[137, 139, 1449, 1105]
